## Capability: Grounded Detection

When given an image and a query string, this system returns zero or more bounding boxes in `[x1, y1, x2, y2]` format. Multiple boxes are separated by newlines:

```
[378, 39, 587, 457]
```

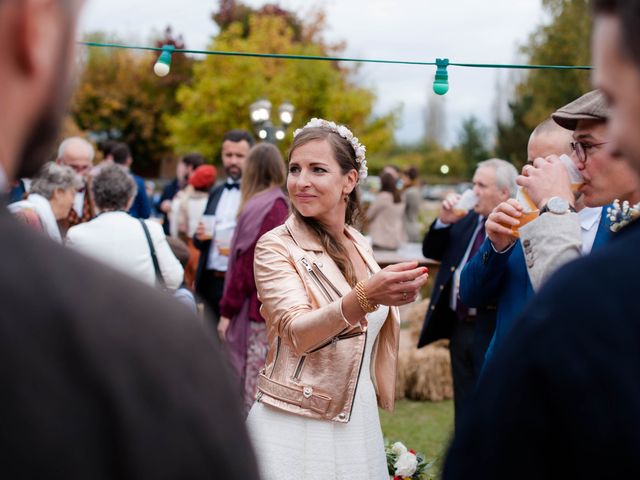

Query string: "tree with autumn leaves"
[71, 2, 396, 176]
[71, 28, 193, 176]
[166, 2, 396, 163]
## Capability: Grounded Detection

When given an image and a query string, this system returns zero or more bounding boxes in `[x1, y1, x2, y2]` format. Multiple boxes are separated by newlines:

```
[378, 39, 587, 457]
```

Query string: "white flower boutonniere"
[607, 199, 640, 232]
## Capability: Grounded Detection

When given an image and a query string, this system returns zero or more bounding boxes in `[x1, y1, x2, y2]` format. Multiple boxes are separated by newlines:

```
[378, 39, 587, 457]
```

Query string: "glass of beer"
[453, 189, 478, 216]
[215, 221, 235, 257]
[200, 215, 215, 240]
[510, 187, 539, 238]
[559, 153, 584, 192]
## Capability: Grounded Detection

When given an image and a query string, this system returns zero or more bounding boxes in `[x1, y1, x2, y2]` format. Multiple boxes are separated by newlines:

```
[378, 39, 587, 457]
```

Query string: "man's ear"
[13, 0, 60, 76]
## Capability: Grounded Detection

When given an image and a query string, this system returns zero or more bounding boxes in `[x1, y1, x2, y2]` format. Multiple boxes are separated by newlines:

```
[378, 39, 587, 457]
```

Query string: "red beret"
[189, 165, 217, 190]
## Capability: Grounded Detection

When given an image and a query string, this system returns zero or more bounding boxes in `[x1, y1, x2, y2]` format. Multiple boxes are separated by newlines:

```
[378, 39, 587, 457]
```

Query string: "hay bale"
[405, 341, 453, 401]
[400, 298, 430, 345]
[395, 296, 453, 401]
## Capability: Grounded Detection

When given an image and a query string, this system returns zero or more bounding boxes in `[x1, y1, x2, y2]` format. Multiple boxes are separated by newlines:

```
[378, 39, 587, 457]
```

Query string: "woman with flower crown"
[246, 118, 429, 479]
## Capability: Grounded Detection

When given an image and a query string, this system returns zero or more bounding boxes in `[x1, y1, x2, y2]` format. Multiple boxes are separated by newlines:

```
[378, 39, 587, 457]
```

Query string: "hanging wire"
[79, 41, 593, 71]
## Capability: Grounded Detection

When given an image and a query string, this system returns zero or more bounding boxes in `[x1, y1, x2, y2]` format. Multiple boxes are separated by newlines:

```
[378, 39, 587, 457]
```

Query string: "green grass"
[380, 399, 454, 478]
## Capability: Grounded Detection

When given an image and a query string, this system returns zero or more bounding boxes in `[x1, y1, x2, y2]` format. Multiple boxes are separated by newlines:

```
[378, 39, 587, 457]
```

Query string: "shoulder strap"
[138, 219, 167, 289]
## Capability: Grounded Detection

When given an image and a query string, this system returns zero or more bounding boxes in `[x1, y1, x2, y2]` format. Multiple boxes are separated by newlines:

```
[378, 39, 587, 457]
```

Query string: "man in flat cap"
[442, 0, 640, 471]
[510, 90, 639, 289]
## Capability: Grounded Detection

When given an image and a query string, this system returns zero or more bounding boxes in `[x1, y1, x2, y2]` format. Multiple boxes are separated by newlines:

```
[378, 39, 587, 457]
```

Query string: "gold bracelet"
[355, 281, 379, 314]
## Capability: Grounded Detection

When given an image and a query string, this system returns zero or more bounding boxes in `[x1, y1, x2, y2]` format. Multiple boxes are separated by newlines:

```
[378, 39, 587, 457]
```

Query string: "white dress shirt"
[434, 216, 485, 311]
[73, 190, 85, 216]
[578, 206, 602, 255]
[206, 179, 241, 272]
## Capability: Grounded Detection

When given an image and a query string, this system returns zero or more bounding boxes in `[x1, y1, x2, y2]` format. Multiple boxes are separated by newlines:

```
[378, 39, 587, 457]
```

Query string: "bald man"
[56, 136, 96, 232]
[459, 118, 582, 367]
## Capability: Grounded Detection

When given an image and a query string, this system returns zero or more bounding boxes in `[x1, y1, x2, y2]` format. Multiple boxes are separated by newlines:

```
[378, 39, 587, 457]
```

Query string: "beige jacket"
[253, 215, 400, 423]
[366, 191, 406, 249]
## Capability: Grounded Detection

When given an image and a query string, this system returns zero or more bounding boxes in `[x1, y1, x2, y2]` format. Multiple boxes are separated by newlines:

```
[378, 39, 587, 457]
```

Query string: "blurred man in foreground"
[0, 1, 258, 477]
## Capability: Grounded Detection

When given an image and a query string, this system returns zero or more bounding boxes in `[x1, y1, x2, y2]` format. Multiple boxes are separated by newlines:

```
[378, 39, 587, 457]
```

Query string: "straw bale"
[395, 297, 453, 401]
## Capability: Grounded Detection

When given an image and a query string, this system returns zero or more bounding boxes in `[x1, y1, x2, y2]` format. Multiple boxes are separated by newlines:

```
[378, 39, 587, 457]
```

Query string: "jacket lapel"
[592, 205, 612, 252]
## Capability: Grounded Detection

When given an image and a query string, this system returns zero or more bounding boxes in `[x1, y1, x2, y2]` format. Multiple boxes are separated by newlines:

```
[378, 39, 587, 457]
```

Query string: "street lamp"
[249, 99, 295, 143]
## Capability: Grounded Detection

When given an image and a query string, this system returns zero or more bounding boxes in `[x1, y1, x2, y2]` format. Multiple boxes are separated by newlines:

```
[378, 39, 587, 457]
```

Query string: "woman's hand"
[217, 316, 230, 341]
[365, 261, 429, 307]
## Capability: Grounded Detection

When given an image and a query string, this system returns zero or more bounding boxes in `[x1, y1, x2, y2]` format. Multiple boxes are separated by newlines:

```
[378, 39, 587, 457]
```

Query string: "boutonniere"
[607, 199, 640, 232]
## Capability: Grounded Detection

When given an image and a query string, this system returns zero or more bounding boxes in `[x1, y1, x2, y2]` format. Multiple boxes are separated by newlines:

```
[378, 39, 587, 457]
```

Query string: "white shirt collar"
[578, 206, 601, 231]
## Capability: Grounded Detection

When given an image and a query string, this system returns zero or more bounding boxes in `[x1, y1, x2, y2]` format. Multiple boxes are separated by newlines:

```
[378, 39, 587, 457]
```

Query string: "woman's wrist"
[355, 280, 379, 313]
[340, 292, 369, 330]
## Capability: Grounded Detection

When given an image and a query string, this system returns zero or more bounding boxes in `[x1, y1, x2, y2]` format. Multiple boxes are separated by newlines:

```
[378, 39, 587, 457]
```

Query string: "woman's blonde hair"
[239, 143, 286, 213]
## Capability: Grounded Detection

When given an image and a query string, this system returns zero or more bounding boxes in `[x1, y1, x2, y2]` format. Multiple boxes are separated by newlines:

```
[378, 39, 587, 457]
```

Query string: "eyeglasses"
[570, 141, 609, 164]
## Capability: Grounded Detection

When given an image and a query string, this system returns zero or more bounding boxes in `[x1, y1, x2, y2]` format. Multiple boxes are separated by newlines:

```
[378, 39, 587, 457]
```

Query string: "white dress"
[246, 305, 390, 480]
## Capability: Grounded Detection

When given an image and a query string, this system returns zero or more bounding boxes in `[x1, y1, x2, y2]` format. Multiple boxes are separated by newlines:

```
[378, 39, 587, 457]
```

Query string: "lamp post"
[249, 99, 295, 143]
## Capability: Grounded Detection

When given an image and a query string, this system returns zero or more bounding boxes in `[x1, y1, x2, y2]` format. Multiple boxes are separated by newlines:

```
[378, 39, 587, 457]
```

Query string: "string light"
[79, 41, 593, 91]
[433, 58, 449, 95]
[153, 44, 175, 77]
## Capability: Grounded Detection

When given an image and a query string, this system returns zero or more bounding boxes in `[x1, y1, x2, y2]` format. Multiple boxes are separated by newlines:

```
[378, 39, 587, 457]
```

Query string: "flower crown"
[607, 199, 640, 232]
[293, 118, 368, 183]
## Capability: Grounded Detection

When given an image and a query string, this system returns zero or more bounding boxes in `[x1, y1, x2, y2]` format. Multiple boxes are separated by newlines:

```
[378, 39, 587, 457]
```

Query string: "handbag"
[138, 219, 167, 290]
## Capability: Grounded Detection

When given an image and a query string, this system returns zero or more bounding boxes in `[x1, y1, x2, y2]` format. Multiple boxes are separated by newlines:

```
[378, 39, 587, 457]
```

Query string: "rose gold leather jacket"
[253, 215, 400, 423]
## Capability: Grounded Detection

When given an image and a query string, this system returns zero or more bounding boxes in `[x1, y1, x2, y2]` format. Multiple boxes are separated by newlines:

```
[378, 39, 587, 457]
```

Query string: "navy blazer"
[193, 184, 226, 291]
[460, 206, 612, 364]
[128, 174, 151, 219]
[417, 212, 496, 348]
[156, 178, 180, 235]
[443, 215, 640, 480]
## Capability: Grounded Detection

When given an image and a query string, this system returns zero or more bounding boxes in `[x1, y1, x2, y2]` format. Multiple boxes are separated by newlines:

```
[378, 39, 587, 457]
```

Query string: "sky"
[79, 1, 547, 146]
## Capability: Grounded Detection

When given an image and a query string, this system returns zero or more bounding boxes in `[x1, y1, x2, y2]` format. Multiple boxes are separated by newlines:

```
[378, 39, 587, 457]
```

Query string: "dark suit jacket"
[0, 207, 259, 478]
[194, 183, 226, 292]
[443, 218, 640, 480]
[418, 212, 496, 348]
[157, 178, 180, 235]
[460, 206, 612, 364]
[128, 173, 151, 219]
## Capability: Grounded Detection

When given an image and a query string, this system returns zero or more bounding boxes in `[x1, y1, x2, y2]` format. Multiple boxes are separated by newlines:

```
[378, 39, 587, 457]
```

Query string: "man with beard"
[0, 1, 259, 478]
[194, 129, 254, 321]
[443, 1, 640, 478]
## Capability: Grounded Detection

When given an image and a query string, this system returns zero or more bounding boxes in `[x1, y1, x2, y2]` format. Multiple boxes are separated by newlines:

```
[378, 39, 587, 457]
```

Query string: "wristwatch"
[540, 196, 576, 215]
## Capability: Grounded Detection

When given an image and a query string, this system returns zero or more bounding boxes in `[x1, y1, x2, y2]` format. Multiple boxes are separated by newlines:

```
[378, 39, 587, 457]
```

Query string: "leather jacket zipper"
[269, 336, 282, 379]
[300, 258, 333, 303]
[347, 329, 368, 421]
[312, 261, 343, 299]
[294, 330, 365, 381]
[292, 356, 306, 381]
[307, 330, 365, 354]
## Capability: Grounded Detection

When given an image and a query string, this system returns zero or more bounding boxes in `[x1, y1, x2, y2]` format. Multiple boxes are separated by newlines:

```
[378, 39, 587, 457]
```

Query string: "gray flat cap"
[551, 90, 609, 130]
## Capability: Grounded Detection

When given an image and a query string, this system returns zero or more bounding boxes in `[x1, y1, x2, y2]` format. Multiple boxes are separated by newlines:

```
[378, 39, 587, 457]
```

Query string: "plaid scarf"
[66, 192, 94, 227]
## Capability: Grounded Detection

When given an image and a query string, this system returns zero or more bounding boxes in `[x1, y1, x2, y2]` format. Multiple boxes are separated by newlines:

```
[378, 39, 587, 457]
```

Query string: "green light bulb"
[433, 58, 449, 95]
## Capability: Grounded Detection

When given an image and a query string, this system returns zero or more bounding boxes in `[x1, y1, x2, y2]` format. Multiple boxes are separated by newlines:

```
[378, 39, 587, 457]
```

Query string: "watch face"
[548, 196, 569, 214]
